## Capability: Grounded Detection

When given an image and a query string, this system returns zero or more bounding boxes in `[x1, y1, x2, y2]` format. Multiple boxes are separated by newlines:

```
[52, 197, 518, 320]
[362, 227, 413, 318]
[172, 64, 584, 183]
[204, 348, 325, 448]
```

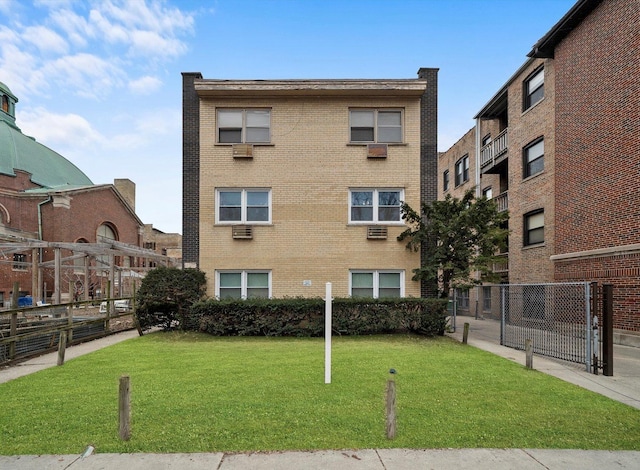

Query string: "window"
[456, 288, 469, 309]
[217, 109, 271, 143]
[216, 189, 271, 224]
[524, 138, 544, 178]
[482, 134, 492, 146]
[454, 155, 469, 186]
[524, 67, 544, 110]
[1, 95, 8, 113]
[349, 109, 402, 143]
[524, 210, 544, 246]
[482, 186, 493, 199]
[443, 170, 450, 192]
[349, 189, 403, 223]
[13, 253, 27, 271]
[482, 286, 492, 311]
[350, 270, 403, 298]
[216, 271, 271, 300]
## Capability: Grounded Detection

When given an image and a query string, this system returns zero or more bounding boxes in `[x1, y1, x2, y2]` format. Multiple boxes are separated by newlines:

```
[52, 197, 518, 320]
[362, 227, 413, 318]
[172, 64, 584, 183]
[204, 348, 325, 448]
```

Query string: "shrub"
[135, 267, 207, 331]
[189, 297, 448, 337]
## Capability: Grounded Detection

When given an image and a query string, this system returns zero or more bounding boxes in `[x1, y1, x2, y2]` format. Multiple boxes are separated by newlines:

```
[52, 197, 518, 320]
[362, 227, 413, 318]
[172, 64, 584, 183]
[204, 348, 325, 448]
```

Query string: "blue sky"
[0, 0, 575, 234]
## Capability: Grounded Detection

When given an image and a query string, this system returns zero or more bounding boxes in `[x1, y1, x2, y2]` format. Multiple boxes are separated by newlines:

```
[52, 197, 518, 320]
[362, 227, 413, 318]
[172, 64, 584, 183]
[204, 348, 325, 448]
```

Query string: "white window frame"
[216, 188, 272, 224]
[348, 188, 404, 224]
[349, 109, 403, 143]
[215, 270, 272, 300]
[349, 270, 404, 299]
[216, 108, 271, 144]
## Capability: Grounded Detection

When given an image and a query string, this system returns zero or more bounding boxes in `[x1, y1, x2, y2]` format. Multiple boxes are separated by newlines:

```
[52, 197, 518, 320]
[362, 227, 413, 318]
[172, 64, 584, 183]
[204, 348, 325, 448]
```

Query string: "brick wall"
[199, 93, 424, 298]
[553, 0, 640, 330]
[182, 72, 202, 268]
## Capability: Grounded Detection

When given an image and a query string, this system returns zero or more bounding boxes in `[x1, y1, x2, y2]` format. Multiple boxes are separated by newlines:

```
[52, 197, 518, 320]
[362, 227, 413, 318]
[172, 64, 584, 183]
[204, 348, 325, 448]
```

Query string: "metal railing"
[500, 282, 594, 370]
[480, 128, 508, 168]
[494, 191, 508, 212]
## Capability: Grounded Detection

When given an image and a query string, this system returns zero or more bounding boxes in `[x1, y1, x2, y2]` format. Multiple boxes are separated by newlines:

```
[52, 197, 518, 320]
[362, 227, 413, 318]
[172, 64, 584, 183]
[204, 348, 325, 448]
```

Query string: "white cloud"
[49, 9, 92, 48]
[17, 107, 106, 149]
[128, 75, 163, 95]
[0, 0, 15, 15]
[41, 53, 126, 99]
[23, 25, 69, 54]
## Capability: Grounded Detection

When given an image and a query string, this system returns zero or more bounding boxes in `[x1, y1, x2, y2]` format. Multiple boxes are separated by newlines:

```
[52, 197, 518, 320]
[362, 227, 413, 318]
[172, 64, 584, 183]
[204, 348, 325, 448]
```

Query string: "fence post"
[119, 375, 131, 440]
[602, 284, 614, 377]
[462, 322, 470, 344]
[57, 330, 67, 366]
[386, 369, 397, 439]
[525, 339, 533, 369]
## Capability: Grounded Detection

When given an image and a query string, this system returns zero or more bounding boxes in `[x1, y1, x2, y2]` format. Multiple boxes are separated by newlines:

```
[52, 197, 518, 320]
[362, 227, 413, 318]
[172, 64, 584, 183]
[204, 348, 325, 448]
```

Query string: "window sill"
[347, 222, 405, 226]
[214, 143, 274, 147]
[215, 222, 273, 226]
[523, 242, 545, 251]
[346, 142, 407, 147]
[522, 170, 545, 183]
[521, 96, 545, 116]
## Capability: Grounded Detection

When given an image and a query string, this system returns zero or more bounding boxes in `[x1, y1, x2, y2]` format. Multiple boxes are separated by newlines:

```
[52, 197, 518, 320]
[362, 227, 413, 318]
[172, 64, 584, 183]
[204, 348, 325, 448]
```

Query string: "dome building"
[0, 81, 147, 305]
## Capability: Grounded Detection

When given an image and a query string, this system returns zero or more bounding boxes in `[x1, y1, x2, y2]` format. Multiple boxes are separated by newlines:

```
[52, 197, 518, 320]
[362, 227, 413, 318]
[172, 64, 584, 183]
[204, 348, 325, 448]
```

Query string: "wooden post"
[9, 282, 19, 360]
[57, 331, 67, 366]
[525, 339, 533, 369]
[119, 375, 131, 440]
[462, 322, 470, 344]
[386, 369, 397, 439]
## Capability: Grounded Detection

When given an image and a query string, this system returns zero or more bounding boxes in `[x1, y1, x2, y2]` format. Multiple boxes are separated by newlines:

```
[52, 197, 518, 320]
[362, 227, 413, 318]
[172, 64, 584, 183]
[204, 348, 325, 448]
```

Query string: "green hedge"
[189, 297, 448, 337]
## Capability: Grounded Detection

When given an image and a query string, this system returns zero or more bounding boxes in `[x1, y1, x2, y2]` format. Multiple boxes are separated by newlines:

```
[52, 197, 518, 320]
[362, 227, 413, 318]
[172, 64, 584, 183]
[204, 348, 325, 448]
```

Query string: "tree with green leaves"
[397, 189, 509, 298]
[135, 267, 207, 331]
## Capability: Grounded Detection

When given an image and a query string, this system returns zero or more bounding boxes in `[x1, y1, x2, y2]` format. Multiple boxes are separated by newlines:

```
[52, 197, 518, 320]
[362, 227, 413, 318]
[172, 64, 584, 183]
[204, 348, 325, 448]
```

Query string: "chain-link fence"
[499, 282, 594, 370]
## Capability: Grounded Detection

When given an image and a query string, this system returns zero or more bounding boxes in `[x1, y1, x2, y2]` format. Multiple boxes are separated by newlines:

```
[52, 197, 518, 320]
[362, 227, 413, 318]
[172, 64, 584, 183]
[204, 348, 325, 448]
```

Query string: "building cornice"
[194, 79, 428, 98]
[551, 243, 640, 262]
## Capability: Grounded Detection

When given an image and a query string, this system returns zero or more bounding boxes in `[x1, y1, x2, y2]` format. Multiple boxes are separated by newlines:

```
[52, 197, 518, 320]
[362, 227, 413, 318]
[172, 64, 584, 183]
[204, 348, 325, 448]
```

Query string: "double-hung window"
[349, 189, 403, 223]
[350, 270, 403, 298]
[13, 253, 26, 271]
[217, 109, 271, 143]
[454, 155, 469, 186]
[216, 270, 271, 299]
[524, 138, 544, 178]
[443, 170, 450, 192]
[217, 189, 271, 224]
[349, 109, 402, 143]
[524, 210, 544, 246]
[524, 67, 544, 110]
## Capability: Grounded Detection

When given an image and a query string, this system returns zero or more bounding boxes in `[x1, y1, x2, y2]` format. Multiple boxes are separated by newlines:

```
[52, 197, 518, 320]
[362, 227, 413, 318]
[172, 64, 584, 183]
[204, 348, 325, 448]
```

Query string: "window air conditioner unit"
[232, 225, 253, 239]
[367, 143, 388, 158]
[367, 225, 388, 239]
[233, 144, 253, 158]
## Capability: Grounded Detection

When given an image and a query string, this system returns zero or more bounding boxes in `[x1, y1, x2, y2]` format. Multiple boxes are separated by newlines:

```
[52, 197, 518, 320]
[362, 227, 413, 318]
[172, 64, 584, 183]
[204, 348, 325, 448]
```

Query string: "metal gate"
[500, 282, 611, 372]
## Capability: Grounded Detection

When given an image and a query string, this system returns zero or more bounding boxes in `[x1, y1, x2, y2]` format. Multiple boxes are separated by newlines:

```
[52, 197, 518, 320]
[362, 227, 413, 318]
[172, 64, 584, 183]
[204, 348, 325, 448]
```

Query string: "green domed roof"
[0, 82, 93, 189]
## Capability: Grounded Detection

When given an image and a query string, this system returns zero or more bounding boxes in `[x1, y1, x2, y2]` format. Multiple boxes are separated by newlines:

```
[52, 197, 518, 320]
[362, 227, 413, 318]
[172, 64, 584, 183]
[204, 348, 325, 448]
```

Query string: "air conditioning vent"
[367, 225, 388, 239]
[233, 144, 253, 158]
[367, 143, 388, 158]
[232, 225, 253, 239]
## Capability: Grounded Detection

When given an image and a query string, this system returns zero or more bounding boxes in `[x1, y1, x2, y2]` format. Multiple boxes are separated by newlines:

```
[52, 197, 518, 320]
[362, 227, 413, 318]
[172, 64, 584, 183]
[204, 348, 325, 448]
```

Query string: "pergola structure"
[0, 236, 173, 305]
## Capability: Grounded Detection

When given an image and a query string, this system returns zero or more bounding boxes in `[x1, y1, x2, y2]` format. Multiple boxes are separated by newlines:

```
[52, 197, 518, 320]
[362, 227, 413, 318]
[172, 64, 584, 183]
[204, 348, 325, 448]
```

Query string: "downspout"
[37, 196, 52, 241]
[474, 118, 482, 318]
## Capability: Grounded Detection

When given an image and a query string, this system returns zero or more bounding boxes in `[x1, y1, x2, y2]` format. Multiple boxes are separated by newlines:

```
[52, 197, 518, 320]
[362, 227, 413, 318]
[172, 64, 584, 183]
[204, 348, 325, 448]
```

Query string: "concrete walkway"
[1, 323, 639, 469]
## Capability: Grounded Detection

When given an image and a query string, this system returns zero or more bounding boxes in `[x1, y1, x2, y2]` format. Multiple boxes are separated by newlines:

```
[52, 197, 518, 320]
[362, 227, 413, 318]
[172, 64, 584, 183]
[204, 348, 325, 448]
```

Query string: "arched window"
[96, 223, 118, 271]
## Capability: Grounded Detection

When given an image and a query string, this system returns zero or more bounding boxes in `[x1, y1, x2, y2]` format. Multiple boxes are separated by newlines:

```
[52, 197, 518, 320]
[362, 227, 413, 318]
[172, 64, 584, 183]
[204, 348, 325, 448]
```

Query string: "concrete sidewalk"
[1, 324, 639, 469]
[2, 448, 640, 470]
[447, 315, 640, 410]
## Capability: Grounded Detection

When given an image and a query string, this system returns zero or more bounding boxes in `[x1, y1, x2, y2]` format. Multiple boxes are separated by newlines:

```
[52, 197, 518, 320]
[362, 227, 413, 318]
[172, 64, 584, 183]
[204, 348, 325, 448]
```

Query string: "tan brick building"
[182, 71, 439, 299]
[440, 0, 640, 332]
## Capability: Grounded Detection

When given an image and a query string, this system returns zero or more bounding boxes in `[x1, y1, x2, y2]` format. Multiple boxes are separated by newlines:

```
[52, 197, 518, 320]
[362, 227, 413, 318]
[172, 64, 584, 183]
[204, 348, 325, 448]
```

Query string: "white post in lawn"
[325, 282, 332, 384]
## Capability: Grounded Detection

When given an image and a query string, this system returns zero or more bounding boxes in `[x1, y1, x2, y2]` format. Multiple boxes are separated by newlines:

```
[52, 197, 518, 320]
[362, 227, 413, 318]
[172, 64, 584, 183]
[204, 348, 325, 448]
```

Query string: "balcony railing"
[494, 191, 508, 212]
[492, 253, 509, 273]
[480, 128, 508, 169]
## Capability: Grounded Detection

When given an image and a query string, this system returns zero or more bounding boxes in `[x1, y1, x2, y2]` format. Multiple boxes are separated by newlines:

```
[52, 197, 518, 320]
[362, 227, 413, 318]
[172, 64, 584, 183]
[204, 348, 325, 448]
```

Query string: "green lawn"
[1, 332, 639, 455]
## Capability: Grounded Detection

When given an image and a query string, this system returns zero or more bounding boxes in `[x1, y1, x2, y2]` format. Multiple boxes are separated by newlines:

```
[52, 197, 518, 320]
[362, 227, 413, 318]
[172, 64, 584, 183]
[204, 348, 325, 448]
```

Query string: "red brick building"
[440, 0, 640, 332]
[0, 81, 148, 305]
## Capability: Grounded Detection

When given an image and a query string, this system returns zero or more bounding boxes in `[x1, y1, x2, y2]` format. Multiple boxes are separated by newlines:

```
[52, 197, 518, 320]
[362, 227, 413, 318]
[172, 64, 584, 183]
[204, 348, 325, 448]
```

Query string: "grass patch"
[1, 332, 639, 454]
